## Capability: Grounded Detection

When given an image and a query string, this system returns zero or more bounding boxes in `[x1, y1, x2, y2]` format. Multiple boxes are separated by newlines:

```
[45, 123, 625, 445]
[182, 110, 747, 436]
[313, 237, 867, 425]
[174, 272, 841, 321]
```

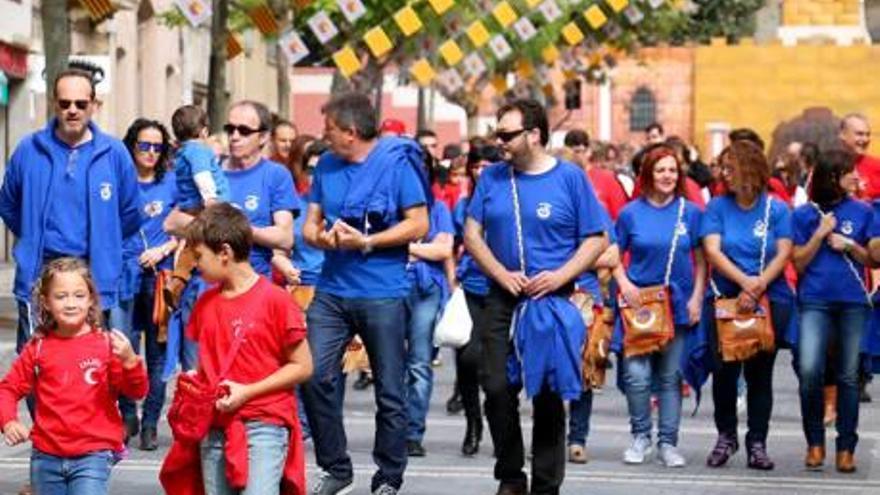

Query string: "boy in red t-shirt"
[160, 203, 313, 495]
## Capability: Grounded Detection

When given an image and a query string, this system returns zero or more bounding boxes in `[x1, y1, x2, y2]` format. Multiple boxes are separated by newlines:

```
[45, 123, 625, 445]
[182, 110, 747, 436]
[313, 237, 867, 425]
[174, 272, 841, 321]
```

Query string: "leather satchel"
[715, 296, 775, 362]
[619, 285, 675, 357]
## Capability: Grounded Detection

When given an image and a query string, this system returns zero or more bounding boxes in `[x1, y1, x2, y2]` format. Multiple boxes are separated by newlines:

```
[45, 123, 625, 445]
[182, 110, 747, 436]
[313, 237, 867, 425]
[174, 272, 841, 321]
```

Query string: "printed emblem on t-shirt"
[99, 182, 112, 201]
[144, 200, 164, 218]
[244, 195, 260, 211]
[536, 202, 552, 220]
[675, 222, 687, 236]
[753, 220, 767, 238]
[841, 220, 854, 236]
[79, 357, 102, 385]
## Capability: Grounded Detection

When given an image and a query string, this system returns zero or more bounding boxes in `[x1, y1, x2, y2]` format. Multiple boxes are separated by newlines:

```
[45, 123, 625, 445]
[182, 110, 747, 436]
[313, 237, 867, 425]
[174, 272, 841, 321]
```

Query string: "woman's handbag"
[575, 291, 614, 388]
[618, 198, 686, 357]
[712, 196, 775, 362]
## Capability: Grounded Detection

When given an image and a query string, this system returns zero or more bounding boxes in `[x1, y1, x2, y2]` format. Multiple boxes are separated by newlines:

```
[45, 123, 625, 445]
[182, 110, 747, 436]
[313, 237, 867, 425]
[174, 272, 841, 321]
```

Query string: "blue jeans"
[112, 277, 168, 428]
[798, 302, 867, 452]
[404, 284, 443, 443]
[200, 421, 289, 495]
[30, 449, 113, 495]
[567, 390, 593, 446]
[177, 278, 201, 371]
[301, 291, 408, 491]
[622, 329, 685, 446]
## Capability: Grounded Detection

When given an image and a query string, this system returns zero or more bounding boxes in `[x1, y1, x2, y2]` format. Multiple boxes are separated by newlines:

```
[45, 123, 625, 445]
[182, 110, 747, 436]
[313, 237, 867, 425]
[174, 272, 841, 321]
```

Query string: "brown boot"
[836, 451, 856, 473]
[823, 385, 837, 426]
[805, 445, 824, 470]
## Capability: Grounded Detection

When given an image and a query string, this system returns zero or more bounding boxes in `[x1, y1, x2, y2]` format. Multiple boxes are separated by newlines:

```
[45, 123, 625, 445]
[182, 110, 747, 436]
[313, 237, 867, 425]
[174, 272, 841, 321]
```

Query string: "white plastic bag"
[433, 287, 472, 348]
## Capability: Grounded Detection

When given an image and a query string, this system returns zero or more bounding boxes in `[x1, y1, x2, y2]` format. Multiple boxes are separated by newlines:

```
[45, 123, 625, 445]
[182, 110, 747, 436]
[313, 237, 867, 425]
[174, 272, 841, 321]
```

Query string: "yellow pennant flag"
[606, 0, 629, 13]
[492, 1, 518, 28]
[516, 59, 534, 79]
[491, 74, 508, 93]
[524, 0, 542, 8]
[561, 22, 584, 45]
[410, 58, 436, 86]
[363, 26, 393, 58]
[466, 20, 491, 47]
[439, 39, 464, 66]
[394, 6, 423, 37]
[584, 5, 608, 29]
[333, 45, 361, 78]
[428, 0, 454, 15]
[541, 45, 560, 65]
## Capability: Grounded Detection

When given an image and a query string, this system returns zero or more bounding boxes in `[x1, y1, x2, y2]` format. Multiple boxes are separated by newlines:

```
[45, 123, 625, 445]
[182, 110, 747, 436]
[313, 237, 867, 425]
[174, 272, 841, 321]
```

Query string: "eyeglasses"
[496, 128, 528, 144]
[136, 141, 165, 153]
[223, 124, 264, 137]
[57, 99, 90, 111]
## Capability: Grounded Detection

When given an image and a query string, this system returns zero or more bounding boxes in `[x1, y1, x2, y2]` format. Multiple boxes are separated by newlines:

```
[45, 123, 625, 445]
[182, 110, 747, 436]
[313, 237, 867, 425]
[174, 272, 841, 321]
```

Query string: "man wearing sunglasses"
[0, 68, 141, 368]
[463, 99, 608, 495]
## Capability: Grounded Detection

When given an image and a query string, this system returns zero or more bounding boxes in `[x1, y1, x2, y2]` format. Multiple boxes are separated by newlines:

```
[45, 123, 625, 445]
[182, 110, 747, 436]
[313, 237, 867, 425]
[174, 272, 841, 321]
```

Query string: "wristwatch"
[361, 235, 373, 255]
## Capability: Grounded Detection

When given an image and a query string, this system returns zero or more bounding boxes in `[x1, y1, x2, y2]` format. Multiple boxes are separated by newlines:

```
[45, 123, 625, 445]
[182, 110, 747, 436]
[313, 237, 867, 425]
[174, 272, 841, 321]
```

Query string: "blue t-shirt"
[310, 154, 427, 298]
[575, 206, 617, 305]
[292, 192, 324, 286]
[616, 197, 702, 324]
[175, 140, 230, 210]
[408, 201, 454, 292]
[123, 173, 178, 271]
[793, 198, 873, 305]
[700, 193, 794, 302]
[467, 160, 606, 277]
[225, 159, 301, 277]
[43, 137, 94, 257]
[453, 198, 490, 296]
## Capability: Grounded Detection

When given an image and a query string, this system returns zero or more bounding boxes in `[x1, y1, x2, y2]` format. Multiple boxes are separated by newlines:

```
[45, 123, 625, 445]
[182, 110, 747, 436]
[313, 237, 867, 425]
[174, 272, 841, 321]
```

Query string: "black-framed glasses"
[223, 124, 264, 137]
[136, 141, 165, 153]
[496, 128, 528, 143]
[57, 99, 90, 111]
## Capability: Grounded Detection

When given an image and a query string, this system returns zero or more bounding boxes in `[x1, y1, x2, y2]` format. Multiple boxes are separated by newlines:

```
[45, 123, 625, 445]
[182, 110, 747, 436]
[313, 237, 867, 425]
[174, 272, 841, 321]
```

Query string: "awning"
[0, 42, 27, 79]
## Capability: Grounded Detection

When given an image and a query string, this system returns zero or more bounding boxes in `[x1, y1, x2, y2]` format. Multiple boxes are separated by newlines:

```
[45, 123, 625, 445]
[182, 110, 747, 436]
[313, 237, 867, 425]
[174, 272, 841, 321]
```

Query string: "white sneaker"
[657, 443, 687, 468]
[623, 435, 653, 464]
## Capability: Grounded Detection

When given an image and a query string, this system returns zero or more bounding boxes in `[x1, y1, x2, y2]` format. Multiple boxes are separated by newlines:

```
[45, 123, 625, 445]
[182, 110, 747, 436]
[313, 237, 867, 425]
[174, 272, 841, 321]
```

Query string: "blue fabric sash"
[506, 295, 585, 401]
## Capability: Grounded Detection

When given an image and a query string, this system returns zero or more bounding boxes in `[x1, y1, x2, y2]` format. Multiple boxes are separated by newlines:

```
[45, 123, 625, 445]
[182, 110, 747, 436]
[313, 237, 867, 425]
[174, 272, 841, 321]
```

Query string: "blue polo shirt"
[43, 136, 94, 257]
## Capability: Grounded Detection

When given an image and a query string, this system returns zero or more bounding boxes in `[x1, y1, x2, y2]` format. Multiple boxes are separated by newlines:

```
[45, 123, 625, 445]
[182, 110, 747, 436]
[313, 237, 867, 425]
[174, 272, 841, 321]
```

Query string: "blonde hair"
[32, 257, 103, 332]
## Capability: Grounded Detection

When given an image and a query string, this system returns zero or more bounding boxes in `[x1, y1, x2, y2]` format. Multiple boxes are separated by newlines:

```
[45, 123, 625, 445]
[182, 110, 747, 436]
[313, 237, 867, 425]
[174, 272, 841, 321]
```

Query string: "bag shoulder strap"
[809, 202, 873, 306]
[662, 197, 687, 287]
[509, 167, 526, 273]
[710, 194, 773, 299]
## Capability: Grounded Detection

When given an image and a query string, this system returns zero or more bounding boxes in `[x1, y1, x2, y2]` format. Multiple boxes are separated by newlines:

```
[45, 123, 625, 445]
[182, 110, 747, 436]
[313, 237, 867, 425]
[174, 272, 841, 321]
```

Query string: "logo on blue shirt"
[753, 220, 767, 238]
[841, 220, 853, 235]
[536, 202, 552, 220]
[675, 222, 687, 236]
[99, 182, 112, 201]
[144, 200, 164, 218]
[244, 195, 259, 211]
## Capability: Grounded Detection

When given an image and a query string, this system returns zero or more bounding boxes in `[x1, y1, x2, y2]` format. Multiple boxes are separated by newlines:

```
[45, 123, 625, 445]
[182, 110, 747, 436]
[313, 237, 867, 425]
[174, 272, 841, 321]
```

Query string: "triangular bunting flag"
[248, 4, 279, 37]
[394, 6, 423, 37]
[337, 0, 367, 24]
[363, 26, 394, 58]
[439, 39, 464, 66]
[623, 5, 644, 24]
[332, 45, 361, 78]
[463, 53, 487, 78]
[429, 0, 455, 15]
[489, 34, 513, 61]
[606, 0, 629, 13]
[438, 68, 464, 93]
[492, 1, 518, 29]
[410, 58, 436, 86]
[279, 30, 310, 65]
[308, 11, 339, 44]
[584, 5, 608, 30]
[561, 22, 584, 46]
[541, 45, 559, 65]
[524, 0, 542, 9]
[538, 0, 562, 23]
[466, 20, 491, 48]
[513, 17, 537, 42]
[227, 33, 243, 60]
[175, 0, 211, 27]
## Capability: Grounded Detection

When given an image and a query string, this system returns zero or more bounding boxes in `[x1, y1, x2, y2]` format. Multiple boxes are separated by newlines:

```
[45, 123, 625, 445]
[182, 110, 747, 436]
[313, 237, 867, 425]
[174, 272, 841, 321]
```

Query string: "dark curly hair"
[809, 149, 856, 210]
[122, 118, 171, 182]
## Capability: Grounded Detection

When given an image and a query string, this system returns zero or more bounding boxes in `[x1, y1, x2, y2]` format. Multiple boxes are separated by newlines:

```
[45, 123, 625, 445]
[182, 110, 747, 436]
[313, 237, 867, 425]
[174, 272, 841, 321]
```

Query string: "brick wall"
[782, 0, 862, 26]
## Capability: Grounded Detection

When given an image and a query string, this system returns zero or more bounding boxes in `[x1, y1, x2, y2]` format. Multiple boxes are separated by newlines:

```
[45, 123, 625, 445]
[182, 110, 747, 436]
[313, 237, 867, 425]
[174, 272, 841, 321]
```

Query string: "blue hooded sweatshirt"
[0, 119, 142, 309]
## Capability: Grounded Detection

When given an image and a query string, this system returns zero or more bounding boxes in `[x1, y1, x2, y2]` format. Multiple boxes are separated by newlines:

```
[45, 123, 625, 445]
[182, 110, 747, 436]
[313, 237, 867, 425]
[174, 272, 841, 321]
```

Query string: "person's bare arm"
[335, 205, 429, 251]
[463, 217, 529, 296]
[163, 208, 195, 237]
[252, 210, 294, 251]
[525, 234, 607, 298]
[409, 232, 453, 262]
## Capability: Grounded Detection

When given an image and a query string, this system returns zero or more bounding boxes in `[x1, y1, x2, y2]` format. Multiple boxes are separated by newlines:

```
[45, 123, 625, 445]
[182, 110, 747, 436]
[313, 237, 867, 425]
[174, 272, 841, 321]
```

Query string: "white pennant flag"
[307, 11, 339, 44]
[463, 53, 487, 78]
[512, 17, 537, 42]
[279, 31, 311, 66]
[489, 34, 512, 61]
[336, 0, 367, 24]
[538, 0, 562, 23]
[438, 68, 464, 93]
[175, 0, 212, 27]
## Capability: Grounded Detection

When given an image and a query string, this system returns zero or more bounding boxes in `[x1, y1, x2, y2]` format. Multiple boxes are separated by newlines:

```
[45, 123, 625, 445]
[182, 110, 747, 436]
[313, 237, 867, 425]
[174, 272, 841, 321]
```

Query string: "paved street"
[0, 304, 879, 494]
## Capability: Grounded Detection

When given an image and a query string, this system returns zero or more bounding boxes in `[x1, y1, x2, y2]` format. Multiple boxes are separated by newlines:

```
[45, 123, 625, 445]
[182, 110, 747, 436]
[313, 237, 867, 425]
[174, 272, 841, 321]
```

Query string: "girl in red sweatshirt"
[0, 257, 148, 495]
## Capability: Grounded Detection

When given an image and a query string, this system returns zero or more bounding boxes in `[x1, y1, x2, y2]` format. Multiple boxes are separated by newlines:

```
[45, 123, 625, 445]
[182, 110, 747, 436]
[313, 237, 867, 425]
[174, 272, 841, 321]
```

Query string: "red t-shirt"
[187, 277, 306, 426]
[0, 330, 148, 457]
[586, 168, 629, 221]
[856, 154, 880, 200]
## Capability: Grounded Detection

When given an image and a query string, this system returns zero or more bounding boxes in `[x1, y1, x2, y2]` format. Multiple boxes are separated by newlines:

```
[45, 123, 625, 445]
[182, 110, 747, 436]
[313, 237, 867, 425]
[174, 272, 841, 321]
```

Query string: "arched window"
[629, 87, 656, 132]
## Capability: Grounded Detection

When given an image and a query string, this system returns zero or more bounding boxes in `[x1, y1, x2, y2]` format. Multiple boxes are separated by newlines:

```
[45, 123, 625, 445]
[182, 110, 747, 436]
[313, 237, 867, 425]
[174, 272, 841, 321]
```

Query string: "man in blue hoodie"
[0, 68, 141, 355]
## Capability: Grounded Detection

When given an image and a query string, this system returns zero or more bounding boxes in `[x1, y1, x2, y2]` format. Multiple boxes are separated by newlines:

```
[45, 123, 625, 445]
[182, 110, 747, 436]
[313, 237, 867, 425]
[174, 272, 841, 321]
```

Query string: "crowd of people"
[0, 66, 878, 495]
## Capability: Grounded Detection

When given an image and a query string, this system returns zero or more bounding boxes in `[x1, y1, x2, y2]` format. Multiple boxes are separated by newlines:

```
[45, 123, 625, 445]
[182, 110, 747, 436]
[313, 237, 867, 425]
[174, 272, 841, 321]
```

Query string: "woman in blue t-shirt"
[701, 140, 795, 471]
[612, 145, 705, 468]
[112, 118, 178, 451]
[792, 150, 873, 473]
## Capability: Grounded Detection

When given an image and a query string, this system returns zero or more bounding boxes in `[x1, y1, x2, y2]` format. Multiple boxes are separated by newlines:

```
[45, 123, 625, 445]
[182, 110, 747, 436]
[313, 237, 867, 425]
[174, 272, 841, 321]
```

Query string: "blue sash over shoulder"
[338, 137, 431, 233]
[507, 295, 585, 401]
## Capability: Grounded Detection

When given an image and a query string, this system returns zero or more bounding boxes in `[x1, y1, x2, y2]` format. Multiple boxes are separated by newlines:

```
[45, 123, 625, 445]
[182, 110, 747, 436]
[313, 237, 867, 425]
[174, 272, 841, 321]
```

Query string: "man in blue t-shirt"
[300, 93, 429, 495]
[0, 68, 140, 357]
[464, 99, 607, 495]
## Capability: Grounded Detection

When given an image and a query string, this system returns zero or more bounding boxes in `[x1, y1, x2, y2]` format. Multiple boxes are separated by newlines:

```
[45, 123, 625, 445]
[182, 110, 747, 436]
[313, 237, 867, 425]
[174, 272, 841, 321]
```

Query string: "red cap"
[380, 118, 407, 136]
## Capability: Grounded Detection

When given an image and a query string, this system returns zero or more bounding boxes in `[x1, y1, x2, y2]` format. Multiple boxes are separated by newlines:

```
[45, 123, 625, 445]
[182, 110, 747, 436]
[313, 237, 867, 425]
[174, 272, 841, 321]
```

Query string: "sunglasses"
[223, 124, 264, 137]
[57, 99, 90, 110]
[496, 128, 528, 144]
[136, 141, 165, 153]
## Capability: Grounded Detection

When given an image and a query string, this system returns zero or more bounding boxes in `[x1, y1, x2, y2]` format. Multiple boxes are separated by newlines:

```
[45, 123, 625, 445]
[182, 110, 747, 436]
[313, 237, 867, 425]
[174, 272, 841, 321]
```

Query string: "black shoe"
[123, 415, 139, 446]
[139, 427, 158, 451]
[496, 480, 527, 495]
[353, 372, 373, 391]
[461, 417, 483, 456]
[446, 392, 464, 415]
[859, 381, 872, 403]
[746, 442, 775, 470]
[406, 440, 426, 457]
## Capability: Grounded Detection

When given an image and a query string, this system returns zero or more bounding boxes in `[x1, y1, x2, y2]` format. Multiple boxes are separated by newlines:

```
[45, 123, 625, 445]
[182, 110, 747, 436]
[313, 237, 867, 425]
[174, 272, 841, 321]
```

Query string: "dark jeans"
[798, 302, 867, 452]
[707, 298, 792, 445]
[112, 277, 168, 429]
[567, 390, 593, 446]
[456, 292, 486, 424]
[301, 291, 408, 491]
[482, 286, 566, 495]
